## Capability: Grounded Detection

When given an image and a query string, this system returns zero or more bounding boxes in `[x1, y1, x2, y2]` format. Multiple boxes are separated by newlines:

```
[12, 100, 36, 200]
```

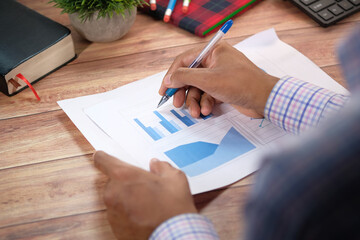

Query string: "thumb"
[167, 67, 220, 94]
[149, 159, 177, 177]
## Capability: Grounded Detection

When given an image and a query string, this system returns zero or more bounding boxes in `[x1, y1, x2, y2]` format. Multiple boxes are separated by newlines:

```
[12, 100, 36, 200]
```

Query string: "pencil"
[150, 0, 156, 11]
[164, 0, 177, 22]
[182, 0, 190, 13]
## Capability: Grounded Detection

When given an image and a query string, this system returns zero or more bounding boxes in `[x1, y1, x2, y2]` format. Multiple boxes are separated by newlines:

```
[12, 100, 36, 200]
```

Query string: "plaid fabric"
[264, 76, 349, 135]
[149, 213, 219, 240]
[139, 0, 261, 36]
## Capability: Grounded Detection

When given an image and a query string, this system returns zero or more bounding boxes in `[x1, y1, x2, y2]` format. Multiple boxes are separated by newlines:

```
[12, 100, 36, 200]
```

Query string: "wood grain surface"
[1, 0, 359, 239]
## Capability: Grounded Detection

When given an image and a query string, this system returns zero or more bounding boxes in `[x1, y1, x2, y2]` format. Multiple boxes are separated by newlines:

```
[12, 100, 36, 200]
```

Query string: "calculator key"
[339, 0, 354, 9]
[301, 0, 317, 5]
[349, 0, 360, 5]
[328, 4, 344, 14]
[318, 9, 335, 19]
[310, 0, 335, 12]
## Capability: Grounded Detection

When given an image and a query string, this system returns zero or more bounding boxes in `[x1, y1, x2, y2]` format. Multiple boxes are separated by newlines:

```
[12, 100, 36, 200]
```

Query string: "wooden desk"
[0, 0, 359, 239]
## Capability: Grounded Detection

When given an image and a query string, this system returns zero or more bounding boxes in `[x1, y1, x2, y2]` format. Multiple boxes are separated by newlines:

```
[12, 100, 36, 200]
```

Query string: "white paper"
[58, 29, 347, 194]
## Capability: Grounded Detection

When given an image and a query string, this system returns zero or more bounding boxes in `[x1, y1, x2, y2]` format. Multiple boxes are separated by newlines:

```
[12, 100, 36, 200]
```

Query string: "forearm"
[264, 76, 349, 134]
[150, 213, 219, 240]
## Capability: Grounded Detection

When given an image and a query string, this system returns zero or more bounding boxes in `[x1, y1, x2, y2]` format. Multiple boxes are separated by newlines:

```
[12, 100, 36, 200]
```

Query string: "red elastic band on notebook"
[16, 73, 40, 101]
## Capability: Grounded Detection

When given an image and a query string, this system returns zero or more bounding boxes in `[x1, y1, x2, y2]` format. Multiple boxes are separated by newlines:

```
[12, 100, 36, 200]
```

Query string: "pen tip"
[157, 95, 168, 108]
[150, 3, 156, 10]
[157, 101, 164, 108]
[182, 6, 188, 13]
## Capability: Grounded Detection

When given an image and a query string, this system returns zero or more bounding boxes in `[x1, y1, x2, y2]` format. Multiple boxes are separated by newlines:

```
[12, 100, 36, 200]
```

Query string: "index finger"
[93, 151, 123, 176]
[93, 151, 142, 180]
[159, 46, 204, 96]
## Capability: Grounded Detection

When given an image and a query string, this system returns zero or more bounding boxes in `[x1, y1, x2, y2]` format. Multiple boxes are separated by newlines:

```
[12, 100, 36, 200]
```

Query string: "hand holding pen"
[158, 19, 279, 118]
[158, 20, 233, 108]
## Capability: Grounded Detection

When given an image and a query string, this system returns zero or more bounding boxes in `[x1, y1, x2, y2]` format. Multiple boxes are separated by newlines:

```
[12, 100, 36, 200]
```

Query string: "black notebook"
[0, 0, 76, 97]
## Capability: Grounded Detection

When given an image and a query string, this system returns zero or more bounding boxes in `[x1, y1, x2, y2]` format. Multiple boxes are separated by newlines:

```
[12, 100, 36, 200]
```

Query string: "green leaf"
[48, 0, 147, 22]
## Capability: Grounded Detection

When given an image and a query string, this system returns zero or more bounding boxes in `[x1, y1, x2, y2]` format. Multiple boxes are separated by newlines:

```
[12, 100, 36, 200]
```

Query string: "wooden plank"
[0, 155, 103, 228]
[323, 64, 347, 88]
[0, 211, 116, 240]
[0, 153, 251, 233]
[0, 170, 251, 240]
[0, 111, 93, 169]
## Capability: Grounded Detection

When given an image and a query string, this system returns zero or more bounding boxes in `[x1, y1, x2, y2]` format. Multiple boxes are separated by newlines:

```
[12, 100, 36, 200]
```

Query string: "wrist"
[255, 74, 279, 116]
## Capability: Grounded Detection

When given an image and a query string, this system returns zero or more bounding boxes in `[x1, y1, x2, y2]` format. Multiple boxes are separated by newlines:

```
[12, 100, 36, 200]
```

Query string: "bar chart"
[134, 109, 213, 141]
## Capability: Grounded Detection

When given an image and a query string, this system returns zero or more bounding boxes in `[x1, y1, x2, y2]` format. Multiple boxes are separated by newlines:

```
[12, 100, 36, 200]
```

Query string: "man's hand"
[93, 151, 197, 240]
[159, 41, 279, 118]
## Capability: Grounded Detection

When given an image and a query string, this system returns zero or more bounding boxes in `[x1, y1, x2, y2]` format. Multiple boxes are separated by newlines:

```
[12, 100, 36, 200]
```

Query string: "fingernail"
[164, 74, 171, 85]
[150, 158, 159, 164]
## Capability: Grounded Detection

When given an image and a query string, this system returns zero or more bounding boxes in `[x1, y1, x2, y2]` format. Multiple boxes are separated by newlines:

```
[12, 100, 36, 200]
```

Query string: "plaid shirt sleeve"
[149, 213, 219, 240]
[264, 76, 349, 135]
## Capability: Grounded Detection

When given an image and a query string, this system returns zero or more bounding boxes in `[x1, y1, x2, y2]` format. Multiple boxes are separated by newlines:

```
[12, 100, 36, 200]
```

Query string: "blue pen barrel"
[165, 88, 178, 97]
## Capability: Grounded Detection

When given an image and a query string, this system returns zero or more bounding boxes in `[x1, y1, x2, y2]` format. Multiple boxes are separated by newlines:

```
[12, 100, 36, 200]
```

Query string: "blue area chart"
[134, 110, 212, 141]
[165, 127, 256, 177]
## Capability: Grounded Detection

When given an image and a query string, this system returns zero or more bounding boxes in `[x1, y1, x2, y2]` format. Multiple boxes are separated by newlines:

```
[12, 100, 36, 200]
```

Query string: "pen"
[150, 0, 156, 11]
[157, 19, 233, 108]
[182, 0, 190, 13]
[163, 0, 177, 22]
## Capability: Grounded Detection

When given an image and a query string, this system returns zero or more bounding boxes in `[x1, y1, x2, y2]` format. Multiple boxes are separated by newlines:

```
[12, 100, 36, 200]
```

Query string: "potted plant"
[49, 0, 146, 42]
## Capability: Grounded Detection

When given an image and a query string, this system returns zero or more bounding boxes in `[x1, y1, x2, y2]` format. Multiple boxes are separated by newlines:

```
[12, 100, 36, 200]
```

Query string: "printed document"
[58, 29, 347, 194]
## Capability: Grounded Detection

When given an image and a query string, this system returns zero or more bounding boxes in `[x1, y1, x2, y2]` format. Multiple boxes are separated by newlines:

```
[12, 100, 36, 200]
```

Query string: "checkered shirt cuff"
[149, 213, 219, 240]
[264, 76, 349, 135]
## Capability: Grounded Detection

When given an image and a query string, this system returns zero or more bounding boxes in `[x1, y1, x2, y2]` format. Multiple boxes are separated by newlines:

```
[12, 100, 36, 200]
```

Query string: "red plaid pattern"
[139, 0, 262, 37]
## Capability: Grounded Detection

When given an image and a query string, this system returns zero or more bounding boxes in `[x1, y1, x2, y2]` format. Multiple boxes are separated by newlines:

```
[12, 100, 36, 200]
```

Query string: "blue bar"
[180, 109, 198, 123]
[170, 120, 182, 131]
[134, 118, 162, 141]
[171, 110, 195, 127]
[153, 111, 179, 134]
[153, 127, 165, 138]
